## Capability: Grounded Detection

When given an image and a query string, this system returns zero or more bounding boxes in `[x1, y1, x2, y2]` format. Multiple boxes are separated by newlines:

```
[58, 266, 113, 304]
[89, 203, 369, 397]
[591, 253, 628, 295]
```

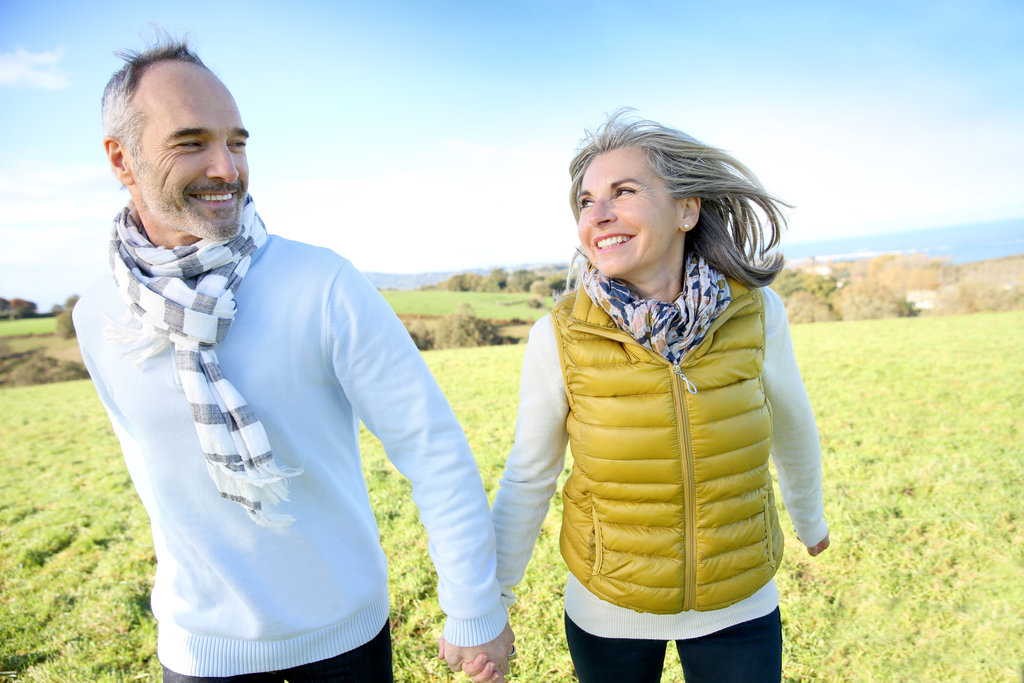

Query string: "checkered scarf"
[582, 253, 731, 367]
[107, 196, 299, 526]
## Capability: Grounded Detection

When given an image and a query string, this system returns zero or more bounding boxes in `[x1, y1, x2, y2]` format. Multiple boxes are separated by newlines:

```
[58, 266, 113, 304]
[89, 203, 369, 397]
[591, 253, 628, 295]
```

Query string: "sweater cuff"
[441, 602, 508, 648]
[795, 518, 829, 549]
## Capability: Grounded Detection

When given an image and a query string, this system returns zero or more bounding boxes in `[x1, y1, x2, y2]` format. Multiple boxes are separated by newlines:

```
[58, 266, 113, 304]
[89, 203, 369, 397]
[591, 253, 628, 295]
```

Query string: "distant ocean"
[367, 217, 1023, 290]
[781, 217, 1024, 265]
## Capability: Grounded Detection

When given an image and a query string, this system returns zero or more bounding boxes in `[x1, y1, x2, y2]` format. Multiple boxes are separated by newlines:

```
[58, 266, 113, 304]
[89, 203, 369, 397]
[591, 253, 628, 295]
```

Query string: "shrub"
[784, 291, 837, 324]
[529, 279, 552, 297]
[932, 281, 1024, 315]
[404, 319, 434, 350]
[56, 310, 77, 339]
[433, 304, 500, 349]
[834, 281, 913, 321]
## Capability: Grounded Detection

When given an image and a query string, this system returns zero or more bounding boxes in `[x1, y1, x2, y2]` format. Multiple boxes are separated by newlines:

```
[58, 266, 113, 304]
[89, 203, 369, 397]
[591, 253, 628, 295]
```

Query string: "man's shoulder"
[249, 235, 379, 301]
[259, 235, 355, 275]
[74, 275, 119, 318]
[72, 275, 123, 348]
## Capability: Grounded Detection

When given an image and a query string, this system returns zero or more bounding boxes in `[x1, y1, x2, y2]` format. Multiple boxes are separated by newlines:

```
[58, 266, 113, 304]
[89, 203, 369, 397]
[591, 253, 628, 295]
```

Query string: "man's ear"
[104, 137, 136, 187]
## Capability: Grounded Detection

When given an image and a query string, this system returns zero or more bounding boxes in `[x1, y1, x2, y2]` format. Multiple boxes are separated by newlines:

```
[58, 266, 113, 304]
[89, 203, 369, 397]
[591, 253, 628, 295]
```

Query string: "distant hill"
[363, 271, 479, 291]
[365, 262, 568, 291]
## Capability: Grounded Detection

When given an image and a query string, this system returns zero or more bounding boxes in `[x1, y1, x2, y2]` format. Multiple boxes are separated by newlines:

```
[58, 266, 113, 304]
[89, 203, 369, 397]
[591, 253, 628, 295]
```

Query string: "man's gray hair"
[568, 109, 789, 288]
[101, 38, 210, 157]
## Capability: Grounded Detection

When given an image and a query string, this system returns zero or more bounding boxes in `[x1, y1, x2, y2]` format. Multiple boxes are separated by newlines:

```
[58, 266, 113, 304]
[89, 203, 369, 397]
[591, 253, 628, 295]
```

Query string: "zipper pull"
[674, 364, 697, 394]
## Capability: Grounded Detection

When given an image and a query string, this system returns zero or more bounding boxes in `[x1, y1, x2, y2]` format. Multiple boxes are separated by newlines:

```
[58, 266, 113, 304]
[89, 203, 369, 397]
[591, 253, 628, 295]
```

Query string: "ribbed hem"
[158, 591, 390, 677]
[796, 518, 829, 549]
[441, 602, 508, 648]
[564, 574, 779, 640]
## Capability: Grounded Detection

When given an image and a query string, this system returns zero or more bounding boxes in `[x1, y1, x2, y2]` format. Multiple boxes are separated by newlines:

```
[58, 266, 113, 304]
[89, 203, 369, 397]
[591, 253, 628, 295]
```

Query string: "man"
[74, 40, 513, 682]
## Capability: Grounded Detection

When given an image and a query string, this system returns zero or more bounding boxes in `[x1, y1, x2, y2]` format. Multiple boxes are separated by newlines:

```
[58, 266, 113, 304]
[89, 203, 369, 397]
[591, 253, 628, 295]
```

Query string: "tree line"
[773, 253, 1024, 323]
[422, 266, 567, 298]
[412, 253, 1024, 349]
[0, 296, 79, 339]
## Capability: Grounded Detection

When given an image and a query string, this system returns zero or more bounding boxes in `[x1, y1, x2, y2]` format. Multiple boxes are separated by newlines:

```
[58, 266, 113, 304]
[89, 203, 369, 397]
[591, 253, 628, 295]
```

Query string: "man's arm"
[323, 262, 508, 665]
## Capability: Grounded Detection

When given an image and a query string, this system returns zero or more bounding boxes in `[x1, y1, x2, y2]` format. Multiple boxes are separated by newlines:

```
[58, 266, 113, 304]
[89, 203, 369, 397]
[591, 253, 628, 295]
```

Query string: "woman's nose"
[589, 197, 614, 223]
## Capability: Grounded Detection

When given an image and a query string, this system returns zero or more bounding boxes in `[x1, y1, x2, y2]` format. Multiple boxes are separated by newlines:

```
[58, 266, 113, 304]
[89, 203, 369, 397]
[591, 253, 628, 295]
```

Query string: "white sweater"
[491, 287, 828, 640]
[74, 234, 506, 676]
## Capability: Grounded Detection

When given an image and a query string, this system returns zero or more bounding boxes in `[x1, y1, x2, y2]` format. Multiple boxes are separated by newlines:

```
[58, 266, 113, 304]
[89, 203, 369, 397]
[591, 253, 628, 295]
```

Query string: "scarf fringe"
[204, 460, 304, 527]
[104, 311, 172, 363]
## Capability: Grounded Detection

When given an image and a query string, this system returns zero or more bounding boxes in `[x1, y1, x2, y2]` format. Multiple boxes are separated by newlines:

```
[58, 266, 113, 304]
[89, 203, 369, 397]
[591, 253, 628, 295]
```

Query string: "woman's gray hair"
[101, 37, 209, 157]
[568, 109, 789, 289]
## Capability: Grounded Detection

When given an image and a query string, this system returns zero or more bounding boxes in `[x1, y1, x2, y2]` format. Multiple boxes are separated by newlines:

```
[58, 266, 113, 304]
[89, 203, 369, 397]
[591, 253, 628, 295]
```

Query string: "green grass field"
[382, 290, 551, 321]
[0, 318, 57, 337]
[1, 311, 1022, 681]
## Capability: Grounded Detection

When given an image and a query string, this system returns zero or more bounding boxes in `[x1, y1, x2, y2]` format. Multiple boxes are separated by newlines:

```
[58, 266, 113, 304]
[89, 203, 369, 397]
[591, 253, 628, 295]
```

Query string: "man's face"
[122, 61, 249, 247]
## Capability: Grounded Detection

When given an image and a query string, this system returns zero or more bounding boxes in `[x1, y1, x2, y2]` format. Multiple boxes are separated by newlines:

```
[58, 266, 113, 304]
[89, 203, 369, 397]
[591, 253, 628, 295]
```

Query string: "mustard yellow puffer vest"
[552, 280, 783, 613]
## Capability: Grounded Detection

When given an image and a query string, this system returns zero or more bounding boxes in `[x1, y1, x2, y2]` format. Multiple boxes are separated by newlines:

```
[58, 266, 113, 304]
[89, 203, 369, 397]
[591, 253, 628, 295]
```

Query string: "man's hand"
[438, 622, 515, 682]
[806, 532, 830, 557]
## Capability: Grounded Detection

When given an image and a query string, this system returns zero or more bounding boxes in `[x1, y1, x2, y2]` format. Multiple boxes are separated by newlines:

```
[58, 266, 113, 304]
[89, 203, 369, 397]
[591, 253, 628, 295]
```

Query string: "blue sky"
[2, 0, 1022, 310]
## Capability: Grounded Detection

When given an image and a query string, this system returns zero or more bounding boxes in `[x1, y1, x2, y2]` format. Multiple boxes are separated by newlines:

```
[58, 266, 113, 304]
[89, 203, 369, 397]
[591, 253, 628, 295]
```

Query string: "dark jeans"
[162, 621, 393, 683]
[565, 608, 782, 683]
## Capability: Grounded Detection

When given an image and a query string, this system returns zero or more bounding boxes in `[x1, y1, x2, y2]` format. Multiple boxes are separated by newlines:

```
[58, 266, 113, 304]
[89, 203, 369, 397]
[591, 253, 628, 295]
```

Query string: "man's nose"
[206, 144, 240, 183]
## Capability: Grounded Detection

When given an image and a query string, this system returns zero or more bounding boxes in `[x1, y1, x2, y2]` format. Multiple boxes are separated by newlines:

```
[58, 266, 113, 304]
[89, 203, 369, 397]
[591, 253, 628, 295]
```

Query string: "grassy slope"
[1, 312, 1021, 681]
[381, 290, 551, 321]
[0, 318, 58, 337]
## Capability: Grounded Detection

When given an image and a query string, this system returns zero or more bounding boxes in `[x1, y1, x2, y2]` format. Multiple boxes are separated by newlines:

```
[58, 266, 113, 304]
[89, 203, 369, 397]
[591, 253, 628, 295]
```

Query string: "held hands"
[438, 622, 515, 683]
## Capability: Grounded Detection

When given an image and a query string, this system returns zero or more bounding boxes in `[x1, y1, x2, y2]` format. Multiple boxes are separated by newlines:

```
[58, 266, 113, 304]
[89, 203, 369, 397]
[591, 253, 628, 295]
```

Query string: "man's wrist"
[441, 602, 507, 647]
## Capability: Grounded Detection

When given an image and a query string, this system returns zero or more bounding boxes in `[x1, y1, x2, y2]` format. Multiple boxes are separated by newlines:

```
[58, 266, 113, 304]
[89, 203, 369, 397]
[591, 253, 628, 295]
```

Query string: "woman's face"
[576, 147, 699, 301]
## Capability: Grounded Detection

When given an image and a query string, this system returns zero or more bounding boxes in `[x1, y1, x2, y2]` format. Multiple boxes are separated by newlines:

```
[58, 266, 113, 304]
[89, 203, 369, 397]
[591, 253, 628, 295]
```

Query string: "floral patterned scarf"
[581, 253, 731, 367]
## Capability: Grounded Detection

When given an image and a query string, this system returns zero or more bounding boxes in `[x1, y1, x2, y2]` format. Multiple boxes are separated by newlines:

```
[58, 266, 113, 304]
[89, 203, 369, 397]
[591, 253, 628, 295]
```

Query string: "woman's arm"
[762, 288, 830, 552]
[491, 316, 571, 605]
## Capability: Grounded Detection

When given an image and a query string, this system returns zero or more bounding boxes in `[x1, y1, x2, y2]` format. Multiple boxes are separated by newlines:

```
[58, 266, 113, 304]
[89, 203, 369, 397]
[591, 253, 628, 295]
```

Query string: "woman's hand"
[438, 622, 515, 682]
[458, 652, 504, 682]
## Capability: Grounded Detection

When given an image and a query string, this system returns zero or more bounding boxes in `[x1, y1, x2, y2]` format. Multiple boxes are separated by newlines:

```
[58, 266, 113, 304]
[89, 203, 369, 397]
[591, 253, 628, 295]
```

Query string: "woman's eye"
[578, 197, 593, 210]
[615, 186, 636, 197]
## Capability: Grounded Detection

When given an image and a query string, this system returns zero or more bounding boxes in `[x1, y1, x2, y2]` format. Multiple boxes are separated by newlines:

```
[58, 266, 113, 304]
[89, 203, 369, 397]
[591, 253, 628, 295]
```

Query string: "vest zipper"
[672, 366, 698, 611]
[673, 363, 697, 394]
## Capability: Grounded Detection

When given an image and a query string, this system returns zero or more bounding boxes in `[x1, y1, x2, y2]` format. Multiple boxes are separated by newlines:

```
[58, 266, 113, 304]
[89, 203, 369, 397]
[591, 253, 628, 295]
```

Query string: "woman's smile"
[576, 147, 698, 301]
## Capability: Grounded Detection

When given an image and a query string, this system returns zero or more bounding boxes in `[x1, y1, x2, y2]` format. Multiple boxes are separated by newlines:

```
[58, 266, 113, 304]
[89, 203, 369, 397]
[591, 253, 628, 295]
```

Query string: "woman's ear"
[678, 197, 701, 232]
[104, 137, 137, 187]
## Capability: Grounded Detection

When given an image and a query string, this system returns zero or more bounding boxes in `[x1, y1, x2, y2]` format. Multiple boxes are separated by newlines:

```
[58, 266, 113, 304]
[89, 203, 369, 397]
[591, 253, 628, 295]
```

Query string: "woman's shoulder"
[755, 286, 790, 341]
[528, 314, 556, 345]
[759, 285, 784, 313]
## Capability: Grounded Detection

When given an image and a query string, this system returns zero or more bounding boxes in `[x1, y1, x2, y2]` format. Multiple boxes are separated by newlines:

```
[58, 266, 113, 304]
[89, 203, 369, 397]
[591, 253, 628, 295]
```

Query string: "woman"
[482, 112, 829, 683]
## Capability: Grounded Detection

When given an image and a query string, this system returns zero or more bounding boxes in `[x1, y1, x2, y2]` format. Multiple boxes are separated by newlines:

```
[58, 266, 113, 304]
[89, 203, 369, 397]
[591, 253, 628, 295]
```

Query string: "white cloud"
[0, 48, 70, 90]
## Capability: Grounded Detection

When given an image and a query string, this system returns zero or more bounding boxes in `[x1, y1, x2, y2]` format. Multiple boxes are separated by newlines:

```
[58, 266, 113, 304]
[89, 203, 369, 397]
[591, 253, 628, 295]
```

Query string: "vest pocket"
[591, 507, 604, 575]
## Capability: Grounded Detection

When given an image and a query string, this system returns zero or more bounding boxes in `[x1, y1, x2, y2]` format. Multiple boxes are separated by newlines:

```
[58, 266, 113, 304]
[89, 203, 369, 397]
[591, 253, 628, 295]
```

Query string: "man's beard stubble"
[133, 157, 246, 243]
